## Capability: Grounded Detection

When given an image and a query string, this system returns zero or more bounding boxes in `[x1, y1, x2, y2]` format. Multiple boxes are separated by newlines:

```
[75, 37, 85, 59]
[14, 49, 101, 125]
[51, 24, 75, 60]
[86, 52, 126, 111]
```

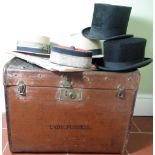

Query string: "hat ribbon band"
[17, 40, 50, 50]
[17, 46, 50, 54]
[91, 49, 102, 55]
[90, 26, 126, 37]
[104, 60, 143, 68]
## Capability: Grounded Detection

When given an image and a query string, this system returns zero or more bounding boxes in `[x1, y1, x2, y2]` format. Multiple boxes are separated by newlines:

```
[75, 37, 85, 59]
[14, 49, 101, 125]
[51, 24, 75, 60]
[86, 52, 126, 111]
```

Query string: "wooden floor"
[2, 114, 153, 155]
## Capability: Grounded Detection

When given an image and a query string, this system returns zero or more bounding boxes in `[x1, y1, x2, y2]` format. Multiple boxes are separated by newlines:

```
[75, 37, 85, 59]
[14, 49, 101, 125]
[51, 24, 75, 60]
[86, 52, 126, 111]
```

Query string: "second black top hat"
[82, 3, 133, 40]
[97, 37, 152, 71]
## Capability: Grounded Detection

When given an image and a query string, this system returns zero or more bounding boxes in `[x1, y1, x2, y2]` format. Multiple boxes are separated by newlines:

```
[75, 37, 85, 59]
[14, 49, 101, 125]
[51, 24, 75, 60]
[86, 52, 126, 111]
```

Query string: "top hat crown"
[82, 3, 133, 40]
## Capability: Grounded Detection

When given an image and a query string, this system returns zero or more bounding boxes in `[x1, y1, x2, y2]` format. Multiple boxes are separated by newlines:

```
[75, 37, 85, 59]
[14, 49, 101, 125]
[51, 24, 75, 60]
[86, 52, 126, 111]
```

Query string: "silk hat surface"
[82, 3, 133, 40]
[97, 37, 152, 71]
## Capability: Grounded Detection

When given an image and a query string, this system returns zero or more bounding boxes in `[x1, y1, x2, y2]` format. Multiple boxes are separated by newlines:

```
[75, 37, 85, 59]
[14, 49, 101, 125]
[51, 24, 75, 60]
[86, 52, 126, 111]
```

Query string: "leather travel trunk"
[4, 58, 140, 154]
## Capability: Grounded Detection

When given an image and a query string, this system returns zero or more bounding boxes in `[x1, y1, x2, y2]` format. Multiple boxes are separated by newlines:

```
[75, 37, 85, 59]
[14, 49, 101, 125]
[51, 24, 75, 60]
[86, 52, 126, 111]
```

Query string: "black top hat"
[97, 37, 152, 71]
[82, 3, 133, 40]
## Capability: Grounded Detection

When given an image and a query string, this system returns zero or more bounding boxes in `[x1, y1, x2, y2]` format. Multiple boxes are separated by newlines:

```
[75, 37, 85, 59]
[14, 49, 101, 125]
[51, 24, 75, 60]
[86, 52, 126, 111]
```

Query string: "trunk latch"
[18, 81, 26, 96]
[117, 84, 125, 99]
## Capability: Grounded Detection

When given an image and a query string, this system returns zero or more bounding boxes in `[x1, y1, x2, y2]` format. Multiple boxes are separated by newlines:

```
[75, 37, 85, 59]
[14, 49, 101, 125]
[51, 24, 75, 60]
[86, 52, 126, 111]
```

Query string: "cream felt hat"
[16, 35, 50, 56]
[50, 45, 92, 69]
[52, 33, 103, 58]
[70, 33, 103, 58]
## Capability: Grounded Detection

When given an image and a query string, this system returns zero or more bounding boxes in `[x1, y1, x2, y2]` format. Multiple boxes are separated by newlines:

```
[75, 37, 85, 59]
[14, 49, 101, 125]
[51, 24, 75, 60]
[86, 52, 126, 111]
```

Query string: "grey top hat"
[82, 3, 133, 40]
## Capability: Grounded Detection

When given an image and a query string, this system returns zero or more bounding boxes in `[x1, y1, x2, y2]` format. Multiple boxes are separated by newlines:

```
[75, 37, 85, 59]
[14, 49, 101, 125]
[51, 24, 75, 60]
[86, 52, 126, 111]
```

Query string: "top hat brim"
[14, 50, 50, 58]
[97, 58, 153, 72]
[82, 27, 133, 40]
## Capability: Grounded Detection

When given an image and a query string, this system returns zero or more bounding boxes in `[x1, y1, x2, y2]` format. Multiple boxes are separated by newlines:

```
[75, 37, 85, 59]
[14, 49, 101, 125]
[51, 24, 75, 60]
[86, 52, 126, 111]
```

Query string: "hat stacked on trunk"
[51, 33, 103, 58]
[82, 3, 152, 71]
[69, 33, 103, 58]
[49, 33, 102, 69]
[50, 45, 92, 69]
[97, 38, 152, 71]
[82, 3, 133, 40]
[16, 35, 51, 56]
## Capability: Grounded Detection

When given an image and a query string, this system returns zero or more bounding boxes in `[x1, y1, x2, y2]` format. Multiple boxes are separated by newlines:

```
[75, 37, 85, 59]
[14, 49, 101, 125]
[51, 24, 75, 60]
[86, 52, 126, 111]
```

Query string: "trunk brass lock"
[59, 88, 82, 101]
[59, 75, 82, 101]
